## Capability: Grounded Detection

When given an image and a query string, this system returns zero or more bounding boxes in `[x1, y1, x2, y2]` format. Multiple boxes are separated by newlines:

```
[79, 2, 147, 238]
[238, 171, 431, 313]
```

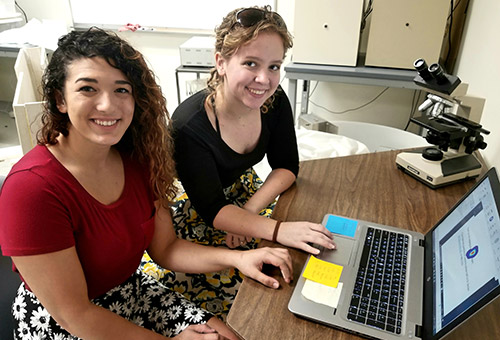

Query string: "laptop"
[289, 167, 500, 340]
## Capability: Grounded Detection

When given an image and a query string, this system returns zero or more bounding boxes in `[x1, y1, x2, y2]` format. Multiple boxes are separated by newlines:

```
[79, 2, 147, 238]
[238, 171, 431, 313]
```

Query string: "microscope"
[395, 58, 490, 189]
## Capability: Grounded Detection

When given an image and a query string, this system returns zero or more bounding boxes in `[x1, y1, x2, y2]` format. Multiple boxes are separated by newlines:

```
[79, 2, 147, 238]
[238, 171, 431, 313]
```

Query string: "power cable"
[14, 1, 28, 23]
[309, 86, 390, 115]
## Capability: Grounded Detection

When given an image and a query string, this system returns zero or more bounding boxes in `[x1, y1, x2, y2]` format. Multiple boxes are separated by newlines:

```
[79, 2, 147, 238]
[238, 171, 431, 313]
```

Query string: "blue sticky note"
[325, 215, 358, 238]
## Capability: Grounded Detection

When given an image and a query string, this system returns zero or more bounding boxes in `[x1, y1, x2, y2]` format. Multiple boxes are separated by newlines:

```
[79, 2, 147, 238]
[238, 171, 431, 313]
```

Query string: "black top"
[172, 88, 299, 225]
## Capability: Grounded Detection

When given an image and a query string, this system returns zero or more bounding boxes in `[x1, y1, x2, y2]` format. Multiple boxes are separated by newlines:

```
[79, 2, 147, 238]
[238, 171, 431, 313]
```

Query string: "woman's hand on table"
[276, 221, 336, 255]
[236, 247, 293, 288]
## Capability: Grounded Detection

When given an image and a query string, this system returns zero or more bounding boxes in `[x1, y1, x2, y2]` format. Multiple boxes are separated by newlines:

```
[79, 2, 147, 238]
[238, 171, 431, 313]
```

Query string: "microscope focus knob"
[422, 147, 444, 161]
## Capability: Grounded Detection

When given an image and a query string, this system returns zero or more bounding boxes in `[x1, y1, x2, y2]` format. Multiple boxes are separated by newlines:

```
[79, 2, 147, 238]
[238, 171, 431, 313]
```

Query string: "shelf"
[284, 61, 421, 119]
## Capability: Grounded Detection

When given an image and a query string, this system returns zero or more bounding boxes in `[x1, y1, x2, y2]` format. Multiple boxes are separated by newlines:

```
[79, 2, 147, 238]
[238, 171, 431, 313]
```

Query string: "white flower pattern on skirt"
[11, 268, 212, 339]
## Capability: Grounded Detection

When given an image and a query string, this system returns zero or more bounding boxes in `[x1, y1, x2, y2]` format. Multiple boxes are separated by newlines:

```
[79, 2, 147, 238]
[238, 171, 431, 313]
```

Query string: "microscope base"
[395, 150, 482, 189]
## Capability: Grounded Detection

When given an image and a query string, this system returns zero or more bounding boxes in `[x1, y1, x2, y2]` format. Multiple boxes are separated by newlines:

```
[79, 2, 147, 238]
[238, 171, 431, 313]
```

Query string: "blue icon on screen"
[466, 245, 479, 259]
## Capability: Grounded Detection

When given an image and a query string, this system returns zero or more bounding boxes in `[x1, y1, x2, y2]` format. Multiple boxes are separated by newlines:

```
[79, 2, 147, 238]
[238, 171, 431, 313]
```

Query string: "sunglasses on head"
[233, 7, 286, 29]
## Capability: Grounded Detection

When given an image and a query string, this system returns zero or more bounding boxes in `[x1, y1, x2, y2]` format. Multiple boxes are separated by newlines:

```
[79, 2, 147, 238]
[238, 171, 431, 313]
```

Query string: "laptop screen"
[431, 170, 500, 336]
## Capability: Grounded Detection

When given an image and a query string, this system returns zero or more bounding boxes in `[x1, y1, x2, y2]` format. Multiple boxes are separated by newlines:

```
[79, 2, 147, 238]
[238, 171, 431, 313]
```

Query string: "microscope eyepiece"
[414, 58, 433, 81]
[413, 57, 460, 94]
[429, 63, 448, 84]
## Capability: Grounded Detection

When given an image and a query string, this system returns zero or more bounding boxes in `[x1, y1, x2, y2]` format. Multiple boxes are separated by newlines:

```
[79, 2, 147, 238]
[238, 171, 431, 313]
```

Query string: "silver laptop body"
[289, 167, 500, 340]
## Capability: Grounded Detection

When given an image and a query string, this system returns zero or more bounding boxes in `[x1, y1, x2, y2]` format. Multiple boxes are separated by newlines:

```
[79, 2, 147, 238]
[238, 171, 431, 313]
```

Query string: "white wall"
[15, 0, 187, 115]
[453, 0, 500, 169]
[13, 0, 296, 115]
[12, 0, 500, 170]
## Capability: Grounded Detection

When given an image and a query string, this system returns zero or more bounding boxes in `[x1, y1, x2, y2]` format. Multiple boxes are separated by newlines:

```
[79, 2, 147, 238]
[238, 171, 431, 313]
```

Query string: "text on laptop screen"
[432, 177, 500, 334]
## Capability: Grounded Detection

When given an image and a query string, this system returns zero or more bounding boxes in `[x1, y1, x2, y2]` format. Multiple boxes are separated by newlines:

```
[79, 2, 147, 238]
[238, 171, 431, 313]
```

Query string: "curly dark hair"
[206, 5, 293, 113]
[39, 27, 176, 208]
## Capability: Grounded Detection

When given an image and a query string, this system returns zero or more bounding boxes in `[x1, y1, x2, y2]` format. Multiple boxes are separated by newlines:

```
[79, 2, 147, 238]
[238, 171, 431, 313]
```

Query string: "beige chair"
[12, 46, 47, 154]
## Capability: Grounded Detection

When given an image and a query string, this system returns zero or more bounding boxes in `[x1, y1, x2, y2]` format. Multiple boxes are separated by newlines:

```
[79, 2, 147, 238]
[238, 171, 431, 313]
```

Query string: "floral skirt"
[11, 268, 212, 339]
[140, 168, 276, 320]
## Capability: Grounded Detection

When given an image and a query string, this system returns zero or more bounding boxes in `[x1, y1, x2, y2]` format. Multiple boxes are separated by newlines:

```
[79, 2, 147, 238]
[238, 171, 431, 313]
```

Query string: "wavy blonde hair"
[39, 28, 176, 208]
[206, 5, 293, 113]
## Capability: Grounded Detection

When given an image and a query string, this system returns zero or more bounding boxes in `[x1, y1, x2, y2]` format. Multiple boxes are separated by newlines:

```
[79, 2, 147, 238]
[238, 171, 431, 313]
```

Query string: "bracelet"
[272, 220, 282, 243]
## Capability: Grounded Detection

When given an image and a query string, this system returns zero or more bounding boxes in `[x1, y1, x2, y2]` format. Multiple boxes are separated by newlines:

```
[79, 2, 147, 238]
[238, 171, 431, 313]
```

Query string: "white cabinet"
[292, 0, 364, 66]
[365, 0, 450, 69]
[13, 47, 46, 154]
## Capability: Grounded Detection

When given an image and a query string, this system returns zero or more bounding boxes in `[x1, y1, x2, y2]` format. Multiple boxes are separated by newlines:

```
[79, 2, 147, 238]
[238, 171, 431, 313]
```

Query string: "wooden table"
[227, 150, 500, 340]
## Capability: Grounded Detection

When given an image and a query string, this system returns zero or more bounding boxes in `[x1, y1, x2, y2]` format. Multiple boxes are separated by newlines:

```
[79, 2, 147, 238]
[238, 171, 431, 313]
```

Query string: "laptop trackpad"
[318, 236, 355, 266]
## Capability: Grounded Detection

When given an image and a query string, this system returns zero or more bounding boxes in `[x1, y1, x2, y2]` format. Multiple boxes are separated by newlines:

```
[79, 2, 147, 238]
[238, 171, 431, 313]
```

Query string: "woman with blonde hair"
[168, 6, 335, 318]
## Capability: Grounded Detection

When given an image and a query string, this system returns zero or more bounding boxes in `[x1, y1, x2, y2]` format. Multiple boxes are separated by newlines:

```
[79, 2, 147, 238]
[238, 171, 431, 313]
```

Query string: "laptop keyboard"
[347, 227, 409, 334]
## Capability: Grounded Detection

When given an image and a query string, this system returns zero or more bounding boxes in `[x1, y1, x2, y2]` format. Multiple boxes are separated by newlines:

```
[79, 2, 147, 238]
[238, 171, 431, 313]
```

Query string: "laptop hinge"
[415, 324, 423, 338]
[419, 239, 425, 247]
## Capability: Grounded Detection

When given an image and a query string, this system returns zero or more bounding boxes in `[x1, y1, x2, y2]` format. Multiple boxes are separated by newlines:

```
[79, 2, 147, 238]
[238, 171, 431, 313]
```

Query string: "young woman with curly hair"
[0, 28, 292, 340]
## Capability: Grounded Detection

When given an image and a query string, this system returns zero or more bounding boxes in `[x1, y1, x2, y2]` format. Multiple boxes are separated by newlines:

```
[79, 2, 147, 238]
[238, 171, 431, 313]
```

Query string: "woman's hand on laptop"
[277, 221, 336, 255]
[236, 247, 293, 288]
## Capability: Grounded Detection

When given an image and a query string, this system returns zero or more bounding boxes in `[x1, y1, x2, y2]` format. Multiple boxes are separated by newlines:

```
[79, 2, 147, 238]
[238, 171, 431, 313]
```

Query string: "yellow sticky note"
[302, 256, 343, 288]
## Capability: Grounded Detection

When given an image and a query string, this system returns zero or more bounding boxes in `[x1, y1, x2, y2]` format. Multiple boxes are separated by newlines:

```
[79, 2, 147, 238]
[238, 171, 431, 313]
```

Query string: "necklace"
[210, 95, 222, 137]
